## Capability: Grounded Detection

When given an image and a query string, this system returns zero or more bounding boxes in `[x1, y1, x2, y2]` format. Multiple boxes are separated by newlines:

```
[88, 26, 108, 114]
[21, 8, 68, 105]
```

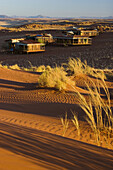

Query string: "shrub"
[38, 66, 75, 91]
[35, 65, 46, 72]
[9, 64, 21, 70]
[0, 64, 9, 69]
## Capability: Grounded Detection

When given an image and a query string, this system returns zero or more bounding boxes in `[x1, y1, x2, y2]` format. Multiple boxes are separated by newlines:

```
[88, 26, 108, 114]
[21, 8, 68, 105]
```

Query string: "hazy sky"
[0, 0, 113, 17]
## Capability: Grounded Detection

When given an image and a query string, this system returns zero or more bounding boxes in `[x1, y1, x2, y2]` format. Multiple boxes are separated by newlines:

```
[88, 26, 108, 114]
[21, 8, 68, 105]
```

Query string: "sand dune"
[0, 67, 113, 169]
[0, 121, 113, 170]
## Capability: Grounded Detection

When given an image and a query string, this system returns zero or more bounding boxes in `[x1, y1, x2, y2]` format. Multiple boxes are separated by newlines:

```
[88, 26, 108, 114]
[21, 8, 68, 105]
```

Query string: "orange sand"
[0, 67, 113, 169]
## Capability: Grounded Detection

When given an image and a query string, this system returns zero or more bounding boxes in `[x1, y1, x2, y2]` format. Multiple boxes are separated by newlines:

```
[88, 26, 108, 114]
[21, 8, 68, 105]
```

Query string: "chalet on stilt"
[65, 27, 99, 37]
[26, 33, 54, 45]
[5, 38, 25, 52]
[80, 29, 99, 37]
[15, 40, 45, 53]
[54, 35, 92, 46]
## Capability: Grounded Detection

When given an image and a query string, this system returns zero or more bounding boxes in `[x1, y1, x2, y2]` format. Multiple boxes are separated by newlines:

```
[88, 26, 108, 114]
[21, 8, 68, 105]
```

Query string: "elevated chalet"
[15, 40, 45, 53]
[54, 35, 92, 46]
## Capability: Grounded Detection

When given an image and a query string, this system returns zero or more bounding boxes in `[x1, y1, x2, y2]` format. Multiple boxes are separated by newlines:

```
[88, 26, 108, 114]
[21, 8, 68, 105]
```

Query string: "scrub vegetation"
[73, 79, 113, 148]
[0, 57, 113, 148]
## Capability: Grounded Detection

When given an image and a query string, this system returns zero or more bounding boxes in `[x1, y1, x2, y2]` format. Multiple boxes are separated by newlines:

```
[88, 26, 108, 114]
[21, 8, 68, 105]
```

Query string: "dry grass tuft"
[9, 64, 21, 70]
[71, 111, 80, 137]
[73, 78, 113, 148]
[61, 113, 69, 136]
[35, 65, 46, 72]
[65, 58, 106, 80]
[38, 66, 75, 91]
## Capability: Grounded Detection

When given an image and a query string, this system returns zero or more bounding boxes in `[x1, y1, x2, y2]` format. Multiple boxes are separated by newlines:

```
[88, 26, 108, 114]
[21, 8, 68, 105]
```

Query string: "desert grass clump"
[61, 113, 69, 136]
[0, 63, 3, 68]
[65, 58, 106, 80]
[71, 111, 80, 137]
[74, 79, 113, 147]
[9, 64, 21, 70]
[38, 66, 75, 91]
[35, 65, 46, 72]
[0, 64, 9, 69]
[0, 61, 9, 69]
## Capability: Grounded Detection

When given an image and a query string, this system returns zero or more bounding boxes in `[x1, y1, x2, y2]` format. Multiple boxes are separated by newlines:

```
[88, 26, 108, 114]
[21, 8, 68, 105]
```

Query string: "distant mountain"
[0, 15, 10, 18]
[0, 15, 113, 19]
[26, 15, 51, 18]
[105, 16, 113, 19]
[10, 15, 51, 18]
[0, 14, 51, 19]
[79, 16, 113, 19]
[11, 15, 26, 18]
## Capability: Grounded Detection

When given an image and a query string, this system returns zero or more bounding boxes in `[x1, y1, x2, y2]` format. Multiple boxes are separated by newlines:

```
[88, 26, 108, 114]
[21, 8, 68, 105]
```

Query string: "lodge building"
[15, 40, 45, 53]
[54, 35, 92, 46]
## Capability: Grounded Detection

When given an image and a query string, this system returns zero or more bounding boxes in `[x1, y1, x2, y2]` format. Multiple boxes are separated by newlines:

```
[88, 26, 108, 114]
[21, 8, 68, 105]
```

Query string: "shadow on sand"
[0, 121, 113, 169]
[0, 78, 38, 90]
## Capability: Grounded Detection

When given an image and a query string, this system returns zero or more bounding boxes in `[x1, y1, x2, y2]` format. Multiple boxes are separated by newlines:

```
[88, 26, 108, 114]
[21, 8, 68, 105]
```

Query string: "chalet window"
[25, 45, 27, 50]
[84, 39, 87, 43]
[27, 45, 31, 50]
[63, 39, 68, 44]
[34, 45, 37, 50]
[88, 39, 92, 43]
[81, 39, 83, 43]
[19, 45, 23, 50]
[74, 39, 78, 44]
[71, 39, 73, 44]
[36, 45, 38, 50]
[67, 39, 71, 44]
[40, 45, 45, 50]
[57, 39, 62, 43]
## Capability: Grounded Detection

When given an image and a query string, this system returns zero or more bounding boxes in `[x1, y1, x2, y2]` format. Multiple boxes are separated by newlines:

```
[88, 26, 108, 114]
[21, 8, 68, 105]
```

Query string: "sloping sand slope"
[0, 67, 113, 169]
[0, 121, 113, 170]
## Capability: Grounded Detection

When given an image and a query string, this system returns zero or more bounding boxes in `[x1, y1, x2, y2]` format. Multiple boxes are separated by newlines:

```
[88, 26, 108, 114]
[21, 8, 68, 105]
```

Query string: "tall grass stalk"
[65, 57, 106, 80]
[73, 77, 112, 147]
[61, 113, 69, 136]
[71, 111, 80, 137]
